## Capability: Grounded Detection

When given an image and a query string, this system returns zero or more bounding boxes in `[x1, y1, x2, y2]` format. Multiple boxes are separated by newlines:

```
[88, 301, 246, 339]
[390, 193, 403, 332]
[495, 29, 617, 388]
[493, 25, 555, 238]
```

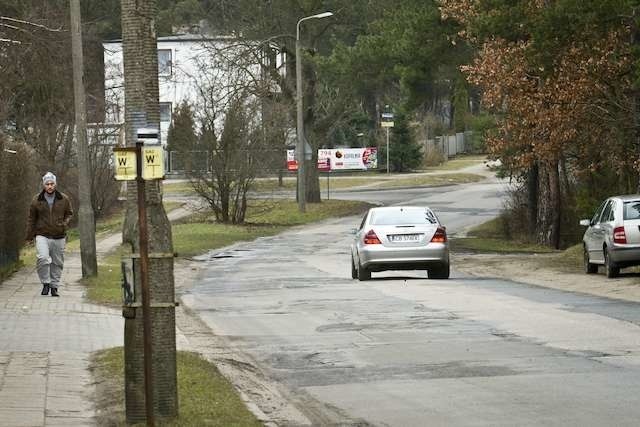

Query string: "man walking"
[26, 172, 74, 297]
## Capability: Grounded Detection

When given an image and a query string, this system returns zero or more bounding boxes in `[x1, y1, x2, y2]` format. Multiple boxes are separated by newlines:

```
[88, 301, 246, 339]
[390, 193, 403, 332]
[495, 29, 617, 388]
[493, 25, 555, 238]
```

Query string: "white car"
[350, 206, 450, 281]
[580, 195, 640, 278]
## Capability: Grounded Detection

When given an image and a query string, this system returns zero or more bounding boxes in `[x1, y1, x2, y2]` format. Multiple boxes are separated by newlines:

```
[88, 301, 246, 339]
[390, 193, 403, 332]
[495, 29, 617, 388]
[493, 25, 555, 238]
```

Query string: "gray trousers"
[35, 235, 66, 289]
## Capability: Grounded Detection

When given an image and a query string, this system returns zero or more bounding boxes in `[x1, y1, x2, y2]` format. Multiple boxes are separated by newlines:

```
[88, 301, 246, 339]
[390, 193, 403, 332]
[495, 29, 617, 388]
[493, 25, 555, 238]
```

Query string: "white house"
[103, 33, 286, 149]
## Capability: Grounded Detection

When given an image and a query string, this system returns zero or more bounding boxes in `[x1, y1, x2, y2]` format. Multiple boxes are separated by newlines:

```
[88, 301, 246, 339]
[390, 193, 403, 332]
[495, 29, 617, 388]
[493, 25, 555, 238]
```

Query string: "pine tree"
[167, 101, 197, 171]
[381, 111, 422, 172]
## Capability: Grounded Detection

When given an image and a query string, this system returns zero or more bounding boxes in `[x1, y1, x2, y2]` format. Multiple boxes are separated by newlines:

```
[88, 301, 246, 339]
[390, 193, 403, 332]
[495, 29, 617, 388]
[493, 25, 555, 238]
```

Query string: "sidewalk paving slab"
[0, 236, 123, 426]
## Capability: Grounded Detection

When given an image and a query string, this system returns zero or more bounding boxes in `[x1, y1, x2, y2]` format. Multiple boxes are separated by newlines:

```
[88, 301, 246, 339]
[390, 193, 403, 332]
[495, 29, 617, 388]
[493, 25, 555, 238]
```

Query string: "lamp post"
[296, 11, 333, 213]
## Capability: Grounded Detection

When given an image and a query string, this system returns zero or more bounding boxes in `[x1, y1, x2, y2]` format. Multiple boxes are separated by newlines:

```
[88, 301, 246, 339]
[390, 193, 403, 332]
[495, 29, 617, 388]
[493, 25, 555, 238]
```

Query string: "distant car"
[580, 195, 640, 278]
[350, 206, 450, 281]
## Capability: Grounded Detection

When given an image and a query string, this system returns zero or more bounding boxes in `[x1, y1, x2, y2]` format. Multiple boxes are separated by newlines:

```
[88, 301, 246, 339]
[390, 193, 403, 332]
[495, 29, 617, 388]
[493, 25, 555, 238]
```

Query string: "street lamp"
[296, 11, 333, 213]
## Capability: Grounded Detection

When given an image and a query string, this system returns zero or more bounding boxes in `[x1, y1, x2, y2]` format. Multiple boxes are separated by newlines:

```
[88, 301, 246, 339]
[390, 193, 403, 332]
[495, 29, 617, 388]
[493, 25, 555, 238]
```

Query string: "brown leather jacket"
[26, 190, 74, 240]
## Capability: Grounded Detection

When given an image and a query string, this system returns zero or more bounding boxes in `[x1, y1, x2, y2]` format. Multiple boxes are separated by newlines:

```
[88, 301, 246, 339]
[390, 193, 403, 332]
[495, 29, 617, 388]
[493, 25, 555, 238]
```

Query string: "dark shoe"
[50, 288, 59, 297]
[41, 284, 50, 296]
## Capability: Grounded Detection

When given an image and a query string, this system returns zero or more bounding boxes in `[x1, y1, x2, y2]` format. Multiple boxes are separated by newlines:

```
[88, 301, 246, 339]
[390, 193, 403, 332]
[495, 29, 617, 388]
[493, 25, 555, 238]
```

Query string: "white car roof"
[613, 195, 640, 202]
[370, 206, 432, 212]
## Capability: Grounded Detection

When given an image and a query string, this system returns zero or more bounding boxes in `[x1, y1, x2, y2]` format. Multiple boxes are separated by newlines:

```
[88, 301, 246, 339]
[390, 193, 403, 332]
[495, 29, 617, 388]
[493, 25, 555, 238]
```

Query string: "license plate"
[388, 234, 419, 242]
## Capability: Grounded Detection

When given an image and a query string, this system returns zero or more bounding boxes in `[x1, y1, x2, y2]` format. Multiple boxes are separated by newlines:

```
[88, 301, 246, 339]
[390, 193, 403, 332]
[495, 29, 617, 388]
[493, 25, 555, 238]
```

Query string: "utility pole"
[70, 0, 97, 277]
[121, 0, 178, 424]
[380, 105, 394, 173]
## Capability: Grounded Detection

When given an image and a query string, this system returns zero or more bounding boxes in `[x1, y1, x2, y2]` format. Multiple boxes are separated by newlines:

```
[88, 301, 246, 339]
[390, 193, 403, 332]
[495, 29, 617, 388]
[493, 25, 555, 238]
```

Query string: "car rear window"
[370, 209, 437, 225]
[623, 201, 640, 220]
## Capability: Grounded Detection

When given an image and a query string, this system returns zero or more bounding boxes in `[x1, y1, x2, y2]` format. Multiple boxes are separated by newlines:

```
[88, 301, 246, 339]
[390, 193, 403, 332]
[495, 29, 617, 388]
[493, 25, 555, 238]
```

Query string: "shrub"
[0, 139, 37, 271]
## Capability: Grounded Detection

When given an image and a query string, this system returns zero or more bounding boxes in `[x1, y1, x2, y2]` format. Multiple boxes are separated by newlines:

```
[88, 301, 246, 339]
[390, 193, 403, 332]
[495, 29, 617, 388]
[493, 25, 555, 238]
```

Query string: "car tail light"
[431, 227, 447, 243]
[363, 229, 381, 245]
[613, 226, 627, 244]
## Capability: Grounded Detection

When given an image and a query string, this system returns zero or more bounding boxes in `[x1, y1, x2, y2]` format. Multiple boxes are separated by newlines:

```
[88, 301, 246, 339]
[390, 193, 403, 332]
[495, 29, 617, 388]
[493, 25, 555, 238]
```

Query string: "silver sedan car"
[350, 206, 450, 281]
[581, 195, 640, 278]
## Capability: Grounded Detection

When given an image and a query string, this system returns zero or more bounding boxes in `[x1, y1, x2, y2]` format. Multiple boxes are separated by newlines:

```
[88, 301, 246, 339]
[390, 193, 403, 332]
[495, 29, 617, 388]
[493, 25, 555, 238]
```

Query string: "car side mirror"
[579, 219, 591, 227]
[351, 228, 359, 235]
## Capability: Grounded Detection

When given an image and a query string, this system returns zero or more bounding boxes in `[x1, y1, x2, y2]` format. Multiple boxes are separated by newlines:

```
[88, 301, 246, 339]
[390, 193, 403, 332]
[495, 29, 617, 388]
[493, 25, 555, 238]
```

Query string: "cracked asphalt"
[179, 175, 640, 426]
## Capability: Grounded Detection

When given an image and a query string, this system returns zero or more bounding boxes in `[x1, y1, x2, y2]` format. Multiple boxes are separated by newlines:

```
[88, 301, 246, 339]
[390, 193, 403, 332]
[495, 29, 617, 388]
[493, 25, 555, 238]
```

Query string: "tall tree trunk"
[306, 150, 321, 203]
[633, 8, 640, 193]
[548, 159, 562, 249]
[527, 162, 539, 238]
[304, 54, 321, 203]
[121, 0, 178, 423]
[535, 160, 561, 248]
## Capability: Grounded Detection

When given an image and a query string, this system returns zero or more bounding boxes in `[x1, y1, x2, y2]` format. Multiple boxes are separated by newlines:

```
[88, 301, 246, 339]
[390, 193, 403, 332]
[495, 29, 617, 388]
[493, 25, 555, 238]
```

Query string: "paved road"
[330, 178, 507, 236]
[181, 175, 640, 426]
[314, 162, 508, 236]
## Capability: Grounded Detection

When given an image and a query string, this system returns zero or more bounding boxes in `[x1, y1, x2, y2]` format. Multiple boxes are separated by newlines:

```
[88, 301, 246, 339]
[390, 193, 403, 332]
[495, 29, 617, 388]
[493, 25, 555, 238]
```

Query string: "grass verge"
[452, 217, 588, 279]
[377, 173, 485, 189]
[423, 154, 487, 171]
[65, 201, 183, 251]
[451, 216, 556, 254]
[83, 248, 124, 306]
[91, 347, 262, 426]
[544, 243, 583, 272]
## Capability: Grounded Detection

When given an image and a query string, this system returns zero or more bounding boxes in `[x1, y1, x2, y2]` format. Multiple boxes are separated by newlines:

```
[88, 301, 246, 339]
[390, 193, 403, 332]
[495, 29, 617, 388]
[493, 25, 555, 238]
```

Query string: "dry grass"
[91, 348, 262, 426]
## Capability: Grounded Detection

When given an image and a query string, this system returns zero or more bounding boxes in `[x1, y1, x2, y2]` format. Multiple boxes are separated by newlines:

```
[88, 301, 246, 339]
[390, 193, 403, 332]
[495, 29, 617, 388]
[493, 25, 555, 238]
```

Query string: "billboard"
[287, 147, 377, 171]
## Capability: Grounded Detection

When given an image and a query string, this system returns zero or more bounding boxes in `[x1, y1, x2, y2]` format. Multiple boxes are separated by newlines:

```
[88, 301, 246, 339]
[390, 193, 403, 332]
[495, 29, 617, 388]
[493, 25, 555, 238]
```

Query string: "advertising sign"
[287, 148, 378, 171]
[330, 147, 377, 170]
[286, 149, 297, 171]
[318, 149, 332, 172]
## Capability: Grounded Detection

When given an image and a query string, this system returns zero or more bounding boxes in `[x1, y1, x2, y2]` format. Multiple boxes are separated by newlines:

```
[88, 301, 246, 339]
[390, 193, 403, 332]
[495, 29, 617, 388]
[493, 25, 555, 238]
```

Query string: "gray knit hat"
[42, 172, 56, 185]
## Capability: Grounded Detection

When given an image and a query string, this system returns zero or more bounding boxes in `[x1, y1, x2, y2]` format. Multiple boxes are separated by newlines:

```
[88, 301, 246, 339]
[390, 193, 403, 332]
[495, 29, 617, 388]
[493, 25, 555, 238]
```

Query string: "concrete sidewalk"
[0, 208, 193, 426]
[0, 239, 123, 426]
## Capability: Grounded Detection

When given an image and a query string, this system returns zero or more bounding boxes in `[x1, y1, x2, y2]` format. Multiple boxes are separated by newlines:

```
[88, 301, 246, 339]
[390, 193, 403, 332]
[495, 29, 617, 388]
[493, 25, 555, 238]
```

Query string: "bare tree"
[171, 36, 292, 222]
[0, 6, 75, 173]
[189, 95, 265, 223]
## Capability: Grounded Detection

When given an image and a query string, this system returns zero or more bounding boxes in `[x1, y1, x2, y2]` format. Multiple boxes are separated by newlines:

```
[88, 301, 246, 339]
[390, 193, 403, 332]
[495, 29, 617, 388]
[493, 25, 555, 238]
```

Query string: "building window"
[158, 49, 172, 76]
[160, 102, 172, 123]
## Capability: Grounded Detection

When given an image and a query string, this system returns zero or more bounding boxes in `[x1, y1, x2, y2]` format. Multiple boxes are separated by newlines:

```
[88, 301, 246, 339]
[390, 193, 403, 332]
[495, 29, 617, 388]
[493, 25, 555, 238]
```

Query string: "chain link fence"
[166, 148, 288, 176]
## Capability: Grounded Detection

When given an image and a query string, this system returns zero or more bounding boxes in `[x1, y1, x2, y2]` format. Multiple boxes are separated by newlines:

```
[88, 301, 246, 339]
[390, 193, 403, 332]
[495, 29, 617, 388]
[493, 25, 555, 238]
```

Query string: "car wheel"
[428, 262, 450, 279]
[583, 246, 598, 274]
[357, 262, 371, 281]
[604, 248, 619, 278]
[351, 256, 358, 279]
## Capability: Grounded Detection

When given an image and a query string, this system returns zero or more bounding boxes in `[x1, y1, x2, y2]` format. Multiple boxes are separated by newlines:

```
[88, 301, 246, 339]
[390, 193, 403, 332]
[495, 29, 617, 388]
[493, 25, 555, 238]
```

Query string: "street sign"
[114, 148, 137, 181]
[381, 111, 394, 128]
[136, 127, 160, 144]
[142, 147, 164, 180]
[113, 146, 164, 181]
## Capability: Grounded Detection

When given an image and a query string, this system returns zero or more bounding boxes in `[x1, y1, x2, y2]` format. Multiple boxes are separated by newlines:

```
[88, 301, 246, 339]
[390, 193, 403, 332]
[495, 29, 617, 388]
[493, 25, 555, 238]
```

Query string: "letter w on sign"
[113, 149, 137, 181]
[142, 147, 164, 180]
